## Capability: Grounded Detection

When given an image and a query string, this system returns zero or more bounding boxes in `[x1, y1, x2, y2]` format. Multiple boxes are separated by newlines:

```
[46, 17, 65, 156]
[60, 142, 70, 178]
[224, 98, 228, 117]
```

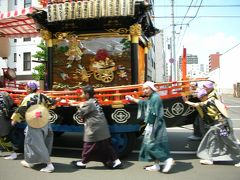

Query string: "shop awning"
[0, 7, 39, 38]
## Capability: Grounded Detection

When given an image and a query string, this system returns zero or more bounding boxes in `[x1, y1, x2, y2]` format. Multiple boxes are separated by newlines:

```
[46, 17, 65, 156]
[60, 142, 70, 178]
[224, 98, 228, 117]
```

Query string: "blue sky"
[153, 0, 240, 64]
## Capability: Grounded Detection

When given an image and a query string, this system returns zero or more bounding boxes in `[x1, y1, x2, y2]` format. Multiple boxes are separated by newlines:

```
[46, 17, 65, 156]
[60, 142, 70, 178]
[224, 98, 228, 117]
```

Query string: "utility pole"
[171, 0, 176, 81]
[169, 37, 173, 81]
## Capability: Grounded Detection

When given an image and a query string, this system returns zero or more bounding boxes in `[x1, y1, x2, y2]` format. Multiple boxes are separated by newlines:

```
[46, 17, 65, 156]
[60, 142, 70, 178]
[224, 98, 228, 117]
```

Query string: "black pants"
[10, 127, 25, 152]
[0, 127, 25, 152]
[193, 115, 210, 137]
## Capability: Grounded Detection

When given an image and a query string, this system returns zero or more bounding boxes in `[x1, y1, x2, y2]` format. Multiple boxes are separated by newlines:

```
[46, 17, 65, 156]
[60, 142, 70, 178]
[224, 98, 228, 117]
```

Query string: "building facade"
[178, 54, 208, 79]
[209, 52, 221, 72]
[0, 0, 42, 83]
[154, 31, 167, 82]
[209, 44, 240, 94]
[145, 0, 166, 83]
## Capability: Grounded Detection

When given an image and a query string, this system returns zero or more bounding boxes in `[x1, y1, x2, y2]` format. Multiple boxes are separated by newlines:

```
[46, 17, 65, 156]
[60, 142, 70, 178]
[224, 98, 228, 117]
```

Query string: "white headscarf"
[143, 81, 157, 91]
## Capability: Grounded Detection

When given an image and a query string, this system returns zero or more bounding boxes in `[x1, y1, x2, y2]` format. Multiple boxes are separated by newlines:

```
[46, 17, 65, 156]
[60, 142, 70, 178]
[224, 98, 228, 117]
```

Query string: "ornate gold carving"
[144, 47, 148, 54]
[55, 32, 70, 40]
[129, 24, 142, 36]
[90, 57, 116, 83]
[106, 28, 129, 34]
[47, 39, 53, 47]
[147, 42, 152, 49]
[94, 69, 114, 83]
[75, 68, 91, 82]
[52, 39, 59, 45]
[65, 34, 83, 61]
[117, 70, 127, 78]
[145, 42, 152, 53]
[54, 32, 128, 40]
[40, 29, 52, 40]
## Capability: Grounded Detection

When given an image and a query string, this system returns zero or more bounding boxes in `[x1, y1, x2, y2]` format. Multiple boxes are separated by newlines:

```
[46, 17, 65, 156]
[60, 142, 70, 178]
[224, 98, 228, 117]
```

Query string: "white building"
[0, 0, 9, 71]
[0, 0, 42, 84]
[209, 43, 240, 94]
[153, 31, 167, 83]
[186, 63, 208, 79]
[145, 0, 166, 83]
[178, 54, 209, 79]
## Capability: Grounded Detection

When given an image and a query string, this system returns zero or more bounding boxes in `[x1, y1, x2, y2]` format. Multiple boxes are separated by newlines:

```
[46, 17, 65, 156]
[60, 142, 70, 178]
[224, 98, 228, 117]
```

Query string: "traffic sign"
[169, 58, 175, 63]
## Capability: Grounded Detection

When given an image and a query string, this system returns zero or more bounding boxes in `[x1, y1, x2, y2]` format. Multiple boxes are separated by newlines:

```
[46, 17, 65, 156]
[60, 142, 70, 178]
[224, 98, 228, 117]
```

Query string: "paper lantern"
[0, 37, 10, 59]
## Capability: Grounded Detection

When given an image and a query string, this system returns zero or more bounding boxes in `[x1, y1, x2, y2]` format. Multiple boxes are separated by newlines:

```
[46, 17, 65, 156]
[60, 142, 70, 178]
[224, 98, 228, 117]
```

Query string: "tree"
[32, 40, 47, 63]
[32, 40, 47, 81]
[32, 64, 46, 81]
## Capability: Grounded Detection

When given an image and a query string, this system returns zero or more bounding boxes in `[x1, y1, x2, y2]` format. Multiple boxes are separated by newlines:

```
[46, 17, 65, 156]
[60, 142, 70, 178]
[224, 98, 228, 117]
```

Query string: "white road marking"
[132, 150, 197, 155]
[53, 147, 198, 155]
[231, 119, 240, 121]
[53, 146, 82, 151]
[226, 106, 240, 108]
[55, 146, 240, 155]
[170, 151, 196, 155]
[168, 127, 240, 130]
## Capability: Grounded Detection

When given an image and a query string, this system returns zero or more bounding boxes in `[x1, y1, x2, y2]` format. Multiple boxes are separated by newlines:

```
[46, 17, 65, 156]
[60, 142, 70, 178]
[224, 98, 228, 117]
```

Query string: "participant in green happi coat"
[126, 81, 175, 173]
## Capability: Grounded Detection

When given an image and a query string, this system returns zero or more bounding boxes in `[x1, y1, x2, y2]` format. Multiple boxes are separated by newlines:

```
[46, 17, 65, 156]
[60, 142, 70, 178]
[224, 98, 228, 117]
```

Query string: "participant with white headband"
[126, 81, 175, 173]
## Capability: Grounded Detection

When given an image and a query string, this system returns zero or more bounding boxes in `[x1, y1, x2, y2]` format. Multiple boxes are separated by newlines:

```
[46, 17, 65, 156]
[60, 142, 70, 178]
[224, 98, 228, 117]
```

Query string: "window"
[23, 37, 31, 42]
[14, 39, 17, 43]
[14, 53, 17, 62]
[14, 0, 17, 5]
[24, 0, 31, 8]
[23, 52, 31, 71]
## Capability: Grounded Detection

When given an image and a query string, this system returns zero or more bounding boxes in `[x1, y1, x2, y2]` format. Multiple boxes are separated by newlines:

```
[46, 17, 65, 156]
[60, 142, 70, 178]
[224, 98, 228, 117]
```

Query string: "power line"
[187, 0, 203, 24]
[158, 1, 240, 68]
[175, 0, 194, 55]
[176, 24, 188, 55]
[175, 0, 204, 56]
[221, 43, 240, 56]
[177, 0, 196, 52]
[180, 0, 194, 26]
[154, 5, 240, 7]
[154, 16, 240, 18]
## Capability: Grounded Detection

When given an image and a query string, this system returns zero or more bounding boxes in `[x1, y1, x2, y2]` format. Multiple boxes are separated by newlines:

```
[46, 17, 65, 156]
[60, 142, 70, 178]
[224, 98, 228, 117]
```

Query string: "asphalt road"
[0, 94, 240, 180]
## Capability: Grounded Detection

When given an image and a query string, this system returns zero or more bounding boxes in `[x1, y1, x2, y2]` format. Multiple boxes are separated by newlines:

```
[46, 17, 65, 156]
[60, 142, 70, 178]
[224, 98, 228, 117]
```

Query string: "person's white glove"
[11, 120, 17, 126]
[125, 95, 134, 101]
[145, 124, 153, 134]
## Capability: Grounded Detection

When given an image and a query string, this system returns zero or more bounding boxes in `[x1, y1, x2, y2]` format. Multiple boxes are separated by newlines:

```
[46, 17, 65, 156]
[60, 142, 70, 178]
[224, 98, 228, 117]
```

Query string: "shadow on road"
[170, 161, 194, 173]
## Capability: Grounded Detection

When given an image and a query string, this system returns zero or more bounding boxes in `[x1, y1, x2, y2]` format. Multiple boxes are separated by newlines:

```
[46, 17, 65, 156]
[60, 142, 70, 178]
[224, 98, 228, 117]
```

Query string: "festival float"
[0, 0, 206, 156]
